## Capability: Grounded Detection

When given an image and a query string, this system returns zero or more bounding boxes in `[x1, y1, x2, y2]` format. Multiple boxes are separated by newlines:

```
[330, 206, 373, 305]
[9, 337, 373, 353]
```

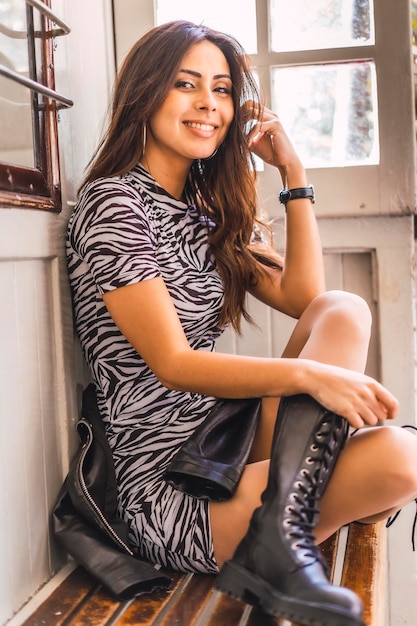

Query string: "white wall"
[0, 1, 115, 623]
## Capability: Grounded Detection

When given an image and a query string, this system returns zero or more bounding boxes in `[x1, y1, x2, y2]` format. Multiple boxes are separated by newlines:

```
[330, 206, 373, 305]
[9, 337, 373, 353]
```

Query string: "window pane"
[155, 0, 257, 54]
[0, 0, 34, 167]
[272, 62, 379, 168]
[0, 0, 28, 71]
[270, 0, 374, 52]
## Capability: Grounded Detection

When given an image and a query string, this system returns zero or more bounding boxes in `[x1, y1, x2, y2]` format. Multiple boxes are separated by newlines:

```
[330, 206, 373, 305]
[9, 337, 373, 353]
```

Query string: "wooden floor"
[21, 523, 385, 626]
[21, 566, 285, 626]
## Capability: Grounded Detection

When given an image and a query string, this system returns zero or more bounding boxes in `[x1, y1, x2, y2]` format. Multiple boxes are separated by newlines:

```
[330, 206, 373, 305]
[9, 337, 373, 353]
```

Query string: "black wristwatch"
[279, 185, 315, 205]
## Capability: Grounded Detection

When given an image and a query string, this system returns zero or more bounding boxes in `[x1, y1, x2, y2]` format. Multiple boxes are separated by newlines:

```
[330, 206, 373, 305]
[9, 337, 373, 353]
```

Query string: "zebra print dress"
[66, 163, 225, 574]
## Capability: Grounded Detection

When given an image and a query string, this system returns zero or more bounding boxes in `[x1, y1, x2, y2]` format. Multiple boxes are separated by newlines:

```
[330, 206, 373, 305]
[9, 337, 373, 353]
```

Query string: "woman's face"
[146, 40, 235, 167]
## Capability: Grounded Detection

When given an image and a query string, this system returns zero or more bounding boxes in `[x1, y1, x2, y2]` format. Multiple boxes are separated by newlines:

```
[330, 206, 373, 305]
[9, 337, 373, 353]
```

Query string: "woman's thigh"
[315, 425, 417, 542]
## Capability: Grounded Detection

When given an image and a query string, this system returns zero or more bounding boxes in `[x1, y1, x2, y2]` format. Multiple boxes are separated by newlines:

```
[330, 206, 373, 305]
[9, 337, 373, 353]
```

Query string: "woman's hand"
[303, 360, 399, 429]
[244, 101, 304, 185]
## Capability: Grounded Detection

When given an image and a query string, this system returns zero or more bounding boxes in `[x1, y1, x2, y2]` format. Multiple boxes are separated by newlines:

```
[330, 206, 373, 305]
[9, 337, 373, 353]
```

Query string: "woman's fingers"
[347, 387, 398, 428]
[375, 385, 399, 420]
[313, 366, 399, 429]
[245, 107, 302, 174]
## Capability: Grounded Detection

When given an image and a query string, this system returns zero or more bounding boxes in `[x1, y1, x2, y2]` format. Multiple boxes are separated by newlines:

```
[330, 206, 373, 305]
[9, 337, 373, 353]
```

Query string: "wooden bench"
[20, 521, 386, 626]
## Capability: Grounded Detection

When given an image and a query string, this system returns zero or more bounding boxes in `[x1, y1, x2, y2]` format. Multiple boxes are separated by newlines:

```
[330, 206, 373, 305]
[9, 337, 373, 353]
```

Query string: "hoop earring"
[142, 124, 147, 155]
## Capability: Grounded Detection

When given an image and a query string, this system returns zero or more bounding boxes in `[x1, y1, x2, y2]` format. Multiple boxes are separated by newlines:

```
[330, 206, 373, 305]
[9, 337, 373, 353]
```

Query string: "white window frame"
[113, 0, 415, 221]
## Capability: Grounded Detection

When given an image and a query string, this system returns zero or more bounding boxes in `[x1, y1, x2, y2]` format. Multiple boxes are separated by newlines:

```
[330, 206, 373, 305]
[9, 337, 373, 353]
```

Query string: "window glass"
[272, 61, 379, 168]
[0, 0, 68, 210]
[155, 0, 258, 54]
[0, 1, 28, 70]
[0, 1, 34, 167]
[270, 0, 374, 52]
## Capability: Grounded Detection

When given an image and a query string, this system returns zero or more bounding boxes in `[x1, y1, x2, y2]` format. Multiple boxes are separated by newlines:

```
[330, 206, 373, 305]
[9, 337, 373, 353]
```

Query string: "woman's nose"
[196, 88, 217, 111]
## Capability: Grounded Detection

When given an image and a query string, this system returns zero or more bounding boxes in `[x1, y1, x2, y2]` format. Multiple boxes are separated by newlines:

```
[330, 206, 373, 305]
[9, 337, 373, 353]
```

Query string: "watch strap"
[279, 185, 315, 205]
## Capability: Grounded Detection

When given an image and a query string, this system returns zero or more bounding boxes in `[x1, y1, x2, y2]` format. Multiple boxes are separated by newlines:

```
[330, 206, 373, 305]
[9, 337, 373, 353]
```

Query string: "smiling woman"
[64, 19, 417, 626]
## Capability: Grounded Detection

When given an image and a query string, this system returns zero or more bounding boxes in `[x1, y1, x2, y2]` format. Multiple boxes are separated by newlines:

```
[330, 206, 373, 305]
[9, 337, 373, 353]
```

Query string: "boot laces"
[284, 414, 344, 568]
[307, 412, 346, 494]
[285, 490, 330, 573]
[314, 415, 348, 484]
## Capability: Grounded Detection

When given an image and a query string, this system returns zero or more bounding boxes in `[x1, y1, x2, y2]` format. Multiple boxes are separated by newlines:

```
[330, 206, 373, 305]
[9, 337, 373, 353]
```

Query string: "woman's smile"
[183, 121, 218, 132]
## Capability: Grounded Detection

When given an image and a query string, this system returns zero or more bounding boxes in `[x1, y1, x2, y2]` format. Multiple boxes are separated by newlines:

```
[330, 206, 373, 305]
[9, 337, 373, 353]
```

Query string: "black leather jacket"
[52, 384, 172, 599]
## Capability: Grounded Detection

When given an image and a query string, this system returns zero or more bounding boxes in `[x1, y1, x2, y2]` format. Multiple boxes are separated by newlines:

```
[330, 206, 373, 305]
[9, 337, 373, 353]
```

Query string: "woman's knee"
[382, 426, 417, 493]
[352, 425, 417, 495]
[313, 290, 372, 322]
[309, 290, 372, 338]
[284, 290, 372, 365]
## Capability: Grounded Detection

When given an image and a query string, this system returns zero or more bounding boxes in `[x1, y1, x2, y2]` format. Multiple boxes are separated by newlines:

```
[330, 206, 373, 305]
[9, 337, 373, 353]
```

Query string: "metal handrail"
[0, 1, 71, 40]
[0, 64, 73, 109]
[26, 0, 71, 37]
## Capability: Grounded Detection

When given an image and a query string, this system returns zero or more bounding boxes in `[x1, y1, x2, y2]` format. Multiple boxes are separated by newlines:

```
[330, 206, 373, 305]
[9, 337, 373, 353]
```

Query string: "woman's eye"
[175, 80, 194, 89]
[215, 86, 232, 95]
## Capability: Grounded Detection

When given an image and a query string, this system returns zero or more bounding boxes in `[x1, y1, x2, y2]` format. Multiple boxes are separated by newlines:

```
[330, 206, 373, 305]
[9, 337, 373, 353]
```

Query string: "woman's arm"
[246, 104, 325, 317]
[102, 277, 398, 429]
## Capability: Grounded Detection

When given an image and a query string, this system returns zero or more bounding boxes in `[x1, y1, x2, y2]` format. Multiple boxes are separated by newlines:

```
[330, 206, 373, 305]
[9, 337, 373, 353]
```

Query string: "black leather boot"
[215, 394, 364, 626]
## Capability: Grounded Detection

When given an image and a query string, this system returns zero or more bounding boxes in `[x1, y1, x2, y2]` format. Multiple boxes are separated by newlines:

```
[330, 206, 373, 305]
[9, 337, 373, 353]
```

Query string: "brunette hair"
[82, 20, 280, 332]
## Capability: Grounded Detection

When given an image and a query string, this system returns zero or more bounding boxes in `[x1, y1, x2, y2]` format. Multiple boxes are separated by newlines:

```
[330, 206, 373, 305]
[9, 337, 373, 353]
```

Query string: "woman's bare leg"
[250, 290, 371, 462]
[316, 425, 417, 541]
[282, 289, 372, 367]
[211, 290, 417, 567]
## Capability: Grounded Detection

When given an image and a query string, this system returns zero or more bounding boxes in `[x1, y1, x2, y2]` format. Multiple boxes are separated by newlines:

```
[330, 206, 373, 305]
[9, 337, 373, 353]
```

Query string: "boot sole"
[216, 561, 365, 626]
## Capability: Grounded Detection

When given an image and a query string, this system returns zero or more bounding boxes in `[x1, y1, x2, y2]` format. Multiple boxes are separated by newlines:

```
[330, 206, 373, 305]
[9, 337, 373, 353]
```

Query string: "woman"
[66, 20, 417, 626]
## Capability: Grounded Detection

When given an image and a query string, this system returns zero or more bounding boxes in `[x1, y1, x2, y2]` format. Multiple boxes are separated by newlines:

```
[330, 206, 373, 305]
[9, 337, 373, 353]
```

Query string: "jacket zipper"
[77, 425, 134, 557]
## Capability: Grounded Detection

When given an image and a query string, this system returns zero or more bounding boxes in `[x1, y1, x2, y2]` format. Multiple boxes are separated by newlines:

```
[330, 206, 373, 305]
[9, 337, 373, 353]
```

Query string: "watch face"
[280, 190, 291, 203]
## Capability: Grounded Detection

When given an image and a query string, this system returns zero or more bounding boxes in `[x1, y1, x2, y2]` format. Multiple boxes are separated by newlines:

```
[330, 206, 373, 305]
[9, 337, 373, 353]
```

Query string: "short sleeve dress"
[66, 163, 225, 574]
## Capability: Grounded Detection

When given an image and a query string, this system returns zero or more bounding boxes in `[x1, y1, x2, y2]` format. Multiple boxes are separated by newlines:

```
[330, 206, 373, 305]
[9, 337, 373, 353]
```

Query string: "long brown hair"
[82, 20, 280, 333]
